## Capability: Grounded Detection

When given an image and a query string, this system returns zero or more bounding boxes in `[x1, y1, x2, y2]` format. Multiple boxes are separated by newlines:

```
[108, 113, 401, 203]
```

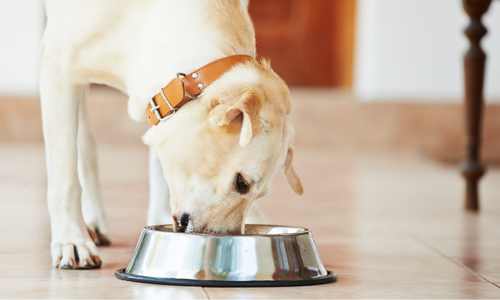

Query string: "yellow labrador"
[40, 0, 302, 269]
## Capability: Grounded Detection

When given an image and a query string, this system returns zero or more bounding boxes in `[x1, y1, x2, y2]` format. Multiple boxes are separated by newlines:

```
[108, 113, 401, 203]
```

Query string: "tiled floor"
[1, 140, 499, 298]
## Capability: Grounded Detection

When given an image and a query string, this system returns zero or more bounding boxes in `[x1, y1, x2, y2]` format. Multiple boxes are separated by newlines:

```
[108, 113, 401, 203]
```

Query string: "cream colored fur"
[41, 0, 302, 269]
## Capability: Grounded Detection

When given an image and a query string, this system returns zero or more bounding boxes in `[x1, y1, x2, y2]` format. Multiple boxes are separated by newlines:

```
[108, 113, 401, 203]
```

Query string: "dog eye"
[235, 173, 250, 194]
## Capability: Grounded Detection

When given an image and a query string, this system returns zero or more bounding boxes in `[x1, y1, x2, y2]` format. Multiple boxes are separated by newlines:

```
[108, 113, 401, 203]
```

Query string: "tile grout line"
[408, 232, 499, 289]
[373, 215, 500, 291]
[202, 287, 211, 299]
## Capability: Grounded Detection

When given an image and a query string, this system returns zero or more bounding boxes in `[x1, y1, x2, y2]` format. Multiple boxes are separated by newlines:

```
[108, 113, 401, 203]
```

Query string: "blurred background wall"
[0, 0, 44, 95]
[354, 0, 500, 102]
[1, 0, 499, 98]
[1, 0, 500, 162]
[248, 0, 500, 101]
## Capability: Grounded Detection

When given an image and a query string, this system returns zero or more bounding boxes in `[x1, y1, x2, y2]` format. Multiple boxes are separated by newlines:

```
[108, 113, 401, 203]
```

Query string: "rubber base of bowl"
[115, 268, 337, 287]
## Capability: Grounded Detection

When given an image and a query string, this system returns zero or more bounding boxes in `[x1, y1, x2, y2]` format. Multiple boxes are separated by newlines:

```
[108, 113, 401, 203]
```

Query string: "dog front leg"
[41, 61, 100, 269]
[147, 147, 173, 225]
[78, 93, 110, 246]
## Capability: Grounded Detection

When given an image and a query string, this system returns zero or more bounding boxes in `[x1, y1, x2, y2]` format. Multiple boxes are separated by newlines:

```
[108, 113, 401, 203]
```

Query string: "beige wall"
[354, 0, 500, 102]
[0, 0, 44, 96]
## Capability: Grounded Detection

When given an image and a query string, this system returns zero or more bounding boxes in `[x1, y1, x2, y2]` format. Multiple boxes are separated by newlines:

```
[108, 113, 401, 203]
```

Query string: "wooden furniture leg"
[460, 0, 492, 211]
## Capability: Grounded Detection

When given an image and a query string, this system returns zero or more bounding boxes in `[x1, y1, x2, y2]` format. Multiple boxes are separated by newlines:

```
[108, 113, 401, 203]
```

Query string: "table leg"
[460, 0, 492, 211]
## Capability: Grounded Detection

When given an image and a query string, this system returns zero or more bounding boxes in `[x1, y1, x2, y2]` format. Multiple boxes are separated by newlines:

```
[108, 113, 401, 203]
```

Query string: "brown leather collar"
[146, 54, 255, 127]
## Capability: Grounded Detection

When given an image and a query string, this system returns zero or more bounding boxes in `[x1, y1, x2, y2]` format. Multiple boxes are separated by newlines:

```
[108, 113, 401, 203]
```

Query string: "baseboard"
[291, 99, 500, 163]
[1, 86, 499, 163]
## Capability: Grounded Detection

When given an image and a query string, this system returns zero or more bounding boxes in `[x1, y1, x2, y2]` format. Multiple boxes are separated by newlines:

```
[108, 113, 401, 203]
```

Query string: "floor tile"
[2, 137, 500, 298]
[419, 236, 500, 282]
[204, 280, 500, 299]
[1, 278, 208, 299]
[320, 253, 484, 283]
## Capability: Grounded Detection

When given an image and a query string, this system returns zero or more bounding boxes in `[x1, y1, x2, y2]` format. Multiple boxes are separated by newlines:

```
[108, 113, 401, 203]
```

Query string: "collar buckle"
[149, 88, 177, 122]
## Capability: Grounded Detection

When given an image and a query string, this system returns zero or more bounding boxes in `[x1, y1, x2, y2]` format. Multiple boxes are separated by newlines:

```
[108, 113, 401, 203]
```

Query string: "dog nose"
[180, 213, 190, 228]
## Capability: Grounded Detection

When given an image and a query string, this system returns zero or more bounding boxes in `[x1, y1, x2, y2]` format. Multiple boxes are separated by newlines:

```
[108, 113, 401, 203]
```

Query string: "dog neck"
[146, 55, 255, 127]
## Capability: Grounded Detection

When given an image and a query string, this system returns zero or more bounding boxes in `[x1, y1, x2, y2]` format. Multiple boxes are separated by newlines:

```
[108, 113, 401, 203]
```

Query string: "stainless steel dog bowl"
[115, 224, 336, 287]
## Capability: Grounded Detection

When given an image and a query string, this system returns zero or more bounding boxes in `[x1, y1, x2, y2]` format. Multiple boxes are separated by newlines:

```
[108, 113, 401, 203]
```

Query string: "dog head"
[143, 59, 302, 234]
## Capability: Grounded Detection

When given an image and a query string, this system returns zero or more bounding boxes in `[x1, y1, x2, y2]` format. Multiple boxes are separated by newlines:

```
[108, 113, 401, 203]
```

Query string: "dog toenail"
[69, 258, 75, 267]
[87, 228, 97, 241]
[82, 258, 89, 266]
[93, 256, 101, 264]
[57, 257, 62, 265]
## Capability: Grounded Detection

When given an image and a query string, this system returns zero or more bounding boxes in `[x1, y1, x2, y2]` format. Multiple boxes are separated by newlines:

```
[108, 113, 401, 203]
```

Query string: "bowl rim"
[144, 224, 312, 237]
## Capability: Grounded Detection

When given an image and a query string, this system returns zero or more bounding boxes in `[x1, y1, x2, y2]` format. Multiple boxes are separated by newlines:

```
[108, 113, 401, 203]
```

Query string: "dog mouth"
[172, 220, 228, 234]
[172, 215, 242, 234]
[172, 215, 188, 233]
[175, 225, 186, 233]
[172, 221, 206, 234]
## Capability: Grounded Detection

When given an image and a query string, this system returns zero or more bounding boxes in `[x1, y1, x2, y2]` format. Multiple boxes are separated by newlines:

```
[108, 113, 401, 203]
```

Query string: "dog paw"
[87, 228, 110, 246]
[52, 242, 101, 269]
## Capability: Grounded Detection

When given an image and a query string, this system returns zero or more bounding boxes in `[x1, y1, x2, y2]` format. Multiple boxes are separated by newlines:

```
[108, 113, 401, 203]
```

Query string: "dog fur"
[41, 0, 302, 269]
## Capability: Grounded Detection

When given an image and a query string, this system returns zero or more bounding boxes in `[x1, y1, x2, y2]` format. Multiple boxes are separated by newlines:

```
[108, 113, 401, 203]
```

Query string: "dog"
[40, 0, 303, 269]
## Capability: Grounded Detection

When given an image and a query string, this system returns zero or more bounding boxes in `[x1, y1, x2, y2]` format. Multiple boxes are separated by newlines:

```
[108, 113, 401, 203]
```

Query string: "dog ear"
[209, 88, 263, 147]
[283, 146, 303, 195]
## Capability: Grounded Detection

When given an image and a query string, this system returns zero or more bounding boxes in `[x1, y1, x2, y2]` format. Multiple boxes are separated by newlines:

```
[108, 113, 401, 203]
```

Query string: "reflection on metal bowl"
[115, 224, 337, 287]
